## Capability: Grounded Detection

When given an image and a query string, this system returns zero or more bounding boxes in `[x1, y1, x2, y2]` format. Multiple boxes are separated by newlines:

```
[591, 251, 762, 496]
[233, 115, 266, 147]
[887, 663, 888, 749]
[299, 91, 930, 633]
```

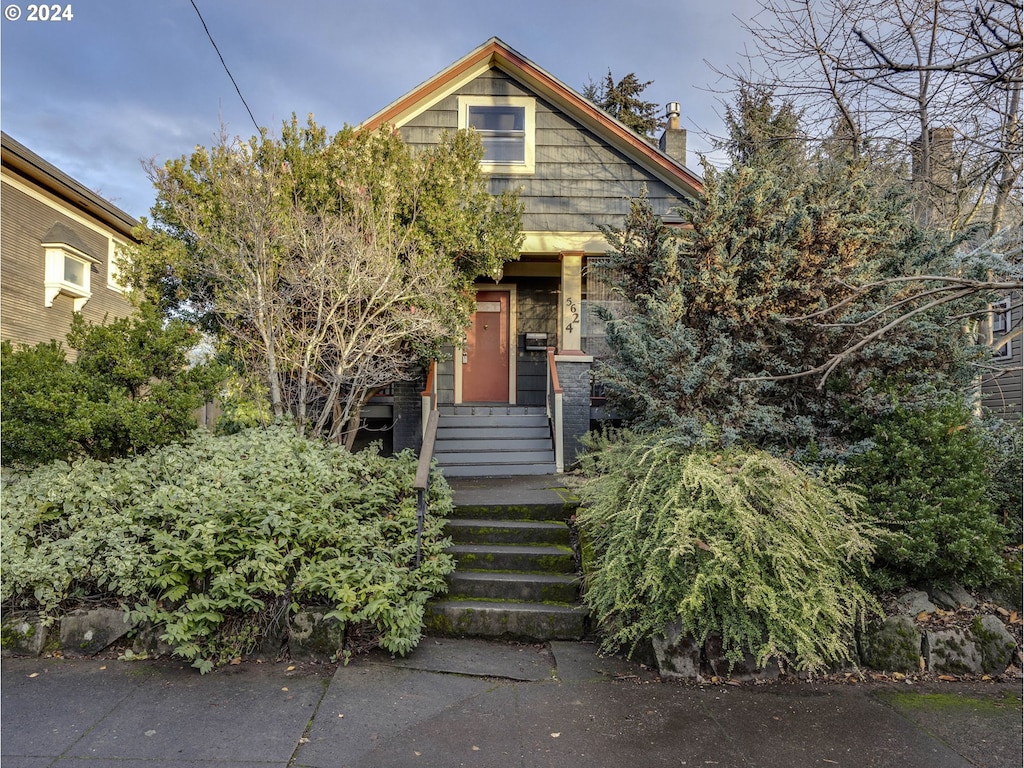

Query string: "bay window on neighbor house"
[42, 225, 99, 312]
[460, 96, 535, 174]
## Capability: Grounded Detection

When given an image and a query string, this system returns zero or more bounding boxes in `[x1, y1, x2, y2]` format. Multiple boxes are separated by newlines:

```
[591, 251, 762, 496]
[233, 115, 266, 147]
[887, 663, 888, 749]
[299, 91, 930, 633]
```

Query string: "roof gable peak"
[360, 38, 703, 197]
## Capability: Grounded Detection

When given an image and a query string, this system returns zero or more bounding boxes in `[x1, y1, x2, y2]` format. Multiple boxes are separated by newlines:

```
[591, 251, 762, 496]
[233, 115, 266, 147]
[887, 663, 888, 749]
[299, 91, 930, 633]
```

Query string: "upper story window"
[459, 96, 536, 174]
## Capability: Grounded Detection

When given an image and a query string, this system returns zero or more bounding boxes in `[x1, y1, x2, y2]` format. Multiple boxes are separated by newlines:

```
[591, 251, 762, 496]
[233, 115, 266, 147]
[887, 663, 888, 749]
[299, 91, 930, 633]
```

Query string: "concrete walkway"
[3, 638, 1021, 767]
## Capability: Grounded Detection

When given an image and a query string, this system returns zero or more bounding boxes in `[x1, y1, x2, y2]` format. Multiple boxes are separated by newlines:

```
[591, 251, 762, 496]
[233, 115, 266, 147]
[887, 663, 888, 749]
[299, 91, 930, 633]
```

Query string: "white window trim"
[43, 241, 98, 311]
[458, 95, 536, 175]
[107, 240, 125, 292]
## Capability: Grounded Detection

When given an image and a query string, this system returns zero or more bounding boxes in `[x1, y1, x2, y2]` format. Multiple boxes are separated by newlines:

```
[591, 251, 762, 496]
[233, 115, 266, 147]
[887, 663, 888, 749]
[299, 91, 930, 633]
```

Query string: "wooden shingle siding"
[399, 70, 693, 236]
[1, 180, 134, 357]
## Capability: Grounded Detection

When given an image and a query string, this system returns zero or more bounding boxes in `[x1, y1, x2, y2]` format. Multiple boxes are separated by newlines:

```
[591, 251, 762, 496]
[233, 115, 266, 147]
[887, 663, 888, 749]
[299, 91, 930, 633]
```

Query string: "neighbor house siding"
[399, 70, 693, 235]
[980, 293, 1023, 419]
[2, 132, 138, 360]
[0, 181, 134, 356]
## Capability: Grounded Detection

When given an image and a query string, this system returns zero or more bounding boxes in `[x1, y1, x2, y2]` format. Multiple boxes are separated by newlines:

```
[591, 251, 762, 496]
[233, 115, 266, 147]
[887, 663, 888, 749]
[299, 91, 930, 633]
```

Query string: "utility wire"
[189, 0, 260, 133]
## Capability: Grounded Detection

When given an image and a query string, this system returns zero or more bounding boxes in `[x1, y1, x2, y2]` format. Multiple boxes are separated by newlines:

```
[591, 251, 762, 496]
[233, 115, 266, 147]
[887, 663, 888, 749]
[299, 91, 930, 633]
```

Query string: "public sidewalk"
[3, 638, 1021, 768]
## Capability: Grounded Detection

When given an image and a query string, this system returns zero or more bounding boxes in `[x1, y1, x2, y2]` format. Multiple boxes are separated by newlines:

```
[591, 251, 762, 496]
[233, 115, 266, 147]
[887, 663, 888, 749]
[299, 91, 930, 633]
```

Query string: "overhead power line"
[189, 0, 260, 133]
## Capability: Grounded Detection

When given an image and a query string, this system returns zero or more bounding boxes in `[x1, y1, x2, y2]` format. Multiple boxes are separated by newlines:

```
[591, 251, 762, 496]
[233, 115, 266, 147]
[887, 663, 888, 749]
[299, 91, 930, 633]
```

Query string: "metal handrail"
[412, 400, 440, 568]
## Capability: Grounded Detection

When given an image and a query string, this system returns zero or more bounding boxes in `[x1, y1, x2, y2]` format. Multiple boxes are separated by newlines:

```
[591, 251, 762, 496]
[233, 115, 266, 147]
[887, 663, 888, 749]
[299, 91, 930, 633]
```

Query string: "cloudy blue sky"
[1, 0, 765, 218]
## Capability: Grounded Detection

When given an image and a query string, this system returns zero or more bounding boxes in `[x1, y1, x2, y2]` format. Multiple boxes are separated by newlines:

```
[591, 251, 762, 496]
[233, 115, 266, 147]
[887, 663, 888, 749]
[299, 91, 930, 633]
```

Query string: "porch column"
[559, 251, 584, 353]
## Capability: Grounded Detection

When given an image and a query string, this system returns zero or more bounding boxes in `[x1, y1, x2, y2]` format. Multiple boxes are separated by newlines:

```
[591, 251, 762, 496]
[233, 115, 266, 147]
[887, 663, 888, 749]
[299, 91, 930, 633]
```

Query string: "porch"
[418, 348, 593, 478]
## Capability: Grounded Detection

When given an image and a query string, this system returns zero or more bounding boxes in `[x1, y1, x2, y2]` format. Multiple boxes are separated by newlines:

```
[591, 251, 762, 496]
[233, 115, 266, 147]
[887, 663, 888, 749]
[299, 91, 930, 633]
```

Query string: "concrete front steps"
[433, 405, 556, 477]
[425, 488, 587, 641]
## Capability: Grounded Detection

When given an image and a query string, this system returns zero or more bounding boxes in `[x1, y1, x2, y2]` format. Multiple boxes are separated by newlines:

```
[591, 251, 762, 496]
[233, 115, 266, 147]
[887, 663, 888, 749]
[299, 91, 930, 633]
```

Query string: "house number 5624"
[26, 4, 74, 21]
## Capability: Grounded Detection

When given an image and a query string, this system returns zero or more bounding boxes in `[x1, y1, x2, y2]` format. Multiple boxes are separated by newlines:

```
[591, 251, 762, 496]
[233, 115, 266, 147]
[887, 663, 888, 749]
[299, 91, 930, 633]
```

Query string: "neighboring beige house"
[1, 132, 138, 357]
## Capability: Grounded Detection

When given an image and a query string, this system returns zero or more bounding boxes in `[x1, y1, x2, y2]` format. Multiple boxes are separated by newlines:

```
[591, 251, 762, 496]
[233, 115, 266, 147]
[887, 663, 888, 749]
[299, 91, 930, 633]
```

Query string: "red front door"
[463, 290, 509, 402]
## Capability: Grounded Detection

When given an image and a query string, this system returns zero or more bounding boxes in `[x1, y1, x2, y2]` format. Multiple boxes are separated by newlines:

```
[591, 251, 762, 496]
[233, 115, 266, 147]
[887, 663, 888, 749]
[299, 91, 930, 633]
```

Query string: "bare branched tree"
[735, 0, 1022, 235]
[134, 117, 522, 444]
[737, 228, 1023, 388]
[279, 198, 458, 447]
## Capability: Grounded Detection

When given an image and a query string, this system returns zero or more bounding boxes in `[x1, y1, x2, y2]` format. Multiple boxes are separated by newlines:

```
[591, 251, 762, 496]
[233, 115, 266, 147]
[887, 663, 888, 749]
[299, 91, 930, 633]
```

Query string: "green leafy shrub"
[0, 341, 91, 466]
[980, 416, 1024, 546]
[577, 432, 880, 673]
[848, 403, 1007, 589]
[1, 426, 454, 672]
[1, 303, 225, 466]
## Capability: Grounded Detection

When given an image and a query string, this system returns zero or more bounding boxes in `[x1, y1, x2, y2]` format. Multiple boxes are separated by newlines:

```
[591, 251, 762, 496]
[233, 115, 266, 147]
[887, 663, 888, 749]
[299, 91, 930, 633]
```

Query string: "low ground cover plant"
[577, 432, 880, 673]
[1, 425, 454, 672]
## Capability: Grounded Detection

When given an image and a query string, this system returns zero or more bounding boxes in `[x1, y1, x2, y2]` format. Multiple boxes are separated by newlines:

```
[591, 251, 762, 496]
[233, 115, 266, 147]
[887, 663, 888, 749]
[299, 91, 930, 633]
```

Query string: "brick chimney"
[911, 127, 956, 227]
[658, 102, 687, 165]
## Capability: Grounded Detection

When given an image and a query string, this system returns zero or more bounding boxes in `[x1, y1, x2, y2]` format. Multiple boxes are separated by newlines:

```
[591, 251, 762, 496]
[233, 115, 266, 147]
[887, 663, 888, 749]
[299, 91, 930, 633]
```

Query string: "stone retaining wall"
[4, 586, 1020, 680]
[652, 586, 1021, 681]
[1, 606, 348, 663]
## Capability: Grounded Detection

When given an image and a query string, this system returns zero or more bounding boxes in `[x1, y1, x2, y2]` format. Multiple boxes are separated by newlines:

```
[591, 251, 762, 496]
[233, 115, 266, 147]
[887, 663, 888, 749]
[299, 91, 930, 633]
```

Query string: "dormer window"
[41, 222, 98, 311]
[459, 96, 535, 174]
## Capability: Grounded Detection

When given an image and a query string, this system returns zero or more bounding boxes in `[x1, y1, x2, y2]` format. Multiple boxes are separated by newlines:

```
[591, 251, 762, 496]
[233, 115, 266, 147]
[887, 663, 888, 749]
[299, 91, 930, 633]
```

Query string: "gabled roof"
[361, 37, 703, 199]
[1, 132, 138, 239]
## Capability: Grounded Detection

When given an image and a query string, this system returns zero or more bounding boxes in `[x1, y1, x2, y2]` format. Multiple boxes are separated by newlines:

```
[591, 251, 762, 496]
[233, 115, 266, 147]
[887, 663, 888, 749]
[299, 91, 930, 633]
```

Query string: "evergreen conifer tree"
[597, 85, 986, 456]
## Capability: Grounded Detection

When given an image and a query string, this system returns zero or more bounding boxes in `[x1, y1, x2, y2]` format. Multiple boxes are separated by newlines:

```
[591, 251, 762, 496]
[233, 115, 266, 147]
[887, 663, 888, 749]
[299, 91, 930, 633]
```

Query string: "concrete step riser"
[424, 601, 587, 641]
[446, 522, 569, 546]
[448, 547, 574, 574]
[445, 574, 578, 603]
[452, 502, 575, 522]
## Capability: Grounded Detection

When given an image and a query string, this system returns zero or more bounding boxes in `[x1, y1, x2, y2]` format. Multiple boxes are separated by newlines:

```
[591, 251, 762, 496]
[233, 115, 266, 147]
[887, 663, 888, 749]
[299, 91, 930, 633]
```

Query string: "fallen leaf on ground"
[551, 733, 561, 738]
[27, 673, 39, 678]
[287, 665, 296, 671]
[472, 745, 480, 751]
[281, 687, 288, 691]
[938, 675, 958, 682]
